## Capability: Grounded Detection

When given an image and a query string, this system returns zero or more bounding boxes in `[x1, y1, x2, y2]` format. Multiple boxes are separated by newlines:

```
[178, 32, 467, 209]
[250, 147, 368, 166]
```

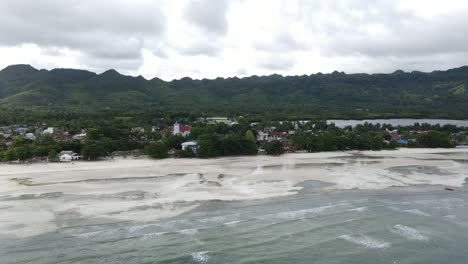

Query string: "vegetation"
[1, 64, 468, 122]
[0, 120, 465, 163]
[291, 129, 388, 152]
[198, 134, 258, 158]
[1, 63, 468, 163]
[417, 131, 453, 148]
[144, 142, 168, 159]
[263, 141, 285, 155]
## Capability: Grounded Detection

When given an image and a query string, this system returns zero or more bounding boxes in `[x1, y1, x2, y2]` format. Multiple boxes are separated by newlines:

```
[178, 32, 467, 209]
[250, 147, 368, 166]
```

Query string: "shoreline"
[1, 147, 466, 167]
[0, 147, 467, 237]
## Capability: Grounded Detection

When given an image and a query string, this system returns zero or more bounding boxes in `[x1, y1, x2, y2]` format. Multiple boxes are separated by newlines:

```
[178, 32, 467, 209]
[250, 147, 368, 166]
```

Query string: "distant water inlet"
[327, 119, 468, 128]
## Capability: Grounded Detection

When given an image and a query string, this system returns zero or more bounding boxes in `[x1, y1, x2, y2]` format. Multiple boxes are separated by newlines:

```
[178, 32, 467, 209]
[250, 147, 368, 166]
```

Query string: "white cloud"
[1, 0, 468, 80]
[184, 0, 230, 36]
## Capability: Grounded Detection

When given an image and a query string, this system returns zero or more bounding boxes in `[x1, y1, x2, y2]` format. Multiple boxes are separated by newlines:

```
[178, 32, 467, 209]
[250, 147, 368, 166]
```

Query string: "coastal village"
[1, 117, 467, 162]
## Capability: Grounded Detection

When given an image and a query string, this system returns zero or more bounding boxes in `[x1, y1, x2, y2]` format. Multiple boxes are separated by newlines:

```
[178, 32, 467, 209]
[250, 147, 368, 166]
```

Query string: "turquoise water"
[1, 182, 468, 264]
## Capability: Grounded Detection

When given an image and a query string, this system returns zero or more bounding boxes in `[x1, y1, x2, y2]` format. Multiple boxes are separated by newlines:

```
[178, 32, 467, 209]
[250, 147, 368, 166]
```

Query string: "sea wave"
[390, 224, 428, 241]
[403, 209, 430, 216]
[256, 203, 349, 221]
[179, 228, 198, 235]
[191, 251, 210, 263]
[223, 220, 247, 225]
[127, 223, 159, 232]
[347, 207, 368, 212]
[74, 231, 104, 239]
[141, 231, 168, 240]
[339, 234, 391, 248]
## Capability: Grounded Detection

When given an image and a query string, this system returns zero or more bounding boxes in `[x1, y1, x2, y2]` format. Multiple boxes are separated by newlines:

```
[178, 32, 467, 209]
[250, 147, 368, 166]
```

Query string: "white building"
[43, 127, 57, 134]
[173, 122, 191, 137]
[256, 131, 270, 142]
[206, 117, 234, 125]
[181, 141, 198, 154]
[25, 133, 36, 140]
[72, 133, 87, 140]
[59, 153, 73, 162]
[59, 151, 83, 162]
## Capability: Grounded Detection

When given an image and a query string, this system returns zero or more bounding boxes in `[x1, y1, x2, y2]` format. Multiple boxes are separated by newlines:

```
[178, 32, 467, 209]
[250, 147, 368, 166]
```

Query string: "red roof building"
[172, 122, 191, 136]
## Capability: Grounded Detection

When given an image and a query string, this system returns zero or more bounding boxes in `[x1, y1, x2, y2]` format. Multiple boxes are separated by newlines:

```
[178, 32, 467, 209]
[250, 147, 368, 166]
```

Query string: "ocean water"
[1, 182, 468, 263]
[1, 150, 468, 263]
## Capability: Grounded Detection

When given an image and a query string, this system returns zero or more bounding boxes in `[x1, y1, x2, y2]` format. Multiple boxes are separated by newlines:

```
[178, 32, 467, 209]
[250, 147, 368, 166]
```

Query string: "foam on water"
[403, 209, 430, 216]
[127, 223, 159, 232]
[141, 232, 168, 240]
[390, 224, 429, 241]
[347, 207, 368, 212]
[179, 228, 198, 236]
[198, 213, 241, 224]
[74, 231, 103, 239]
[191, 251, 210, 263]
[339, 234, 391, 248]
[413, 198, 465, 210]
[257, 203, 349, 221]
[223, 220, 246, 225]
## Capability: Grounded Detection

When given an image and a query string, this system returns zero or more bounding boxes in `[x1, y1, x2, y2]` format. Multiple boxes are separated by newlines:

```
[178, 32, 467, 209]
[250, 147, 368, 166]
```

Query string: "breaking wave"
[339, 234, 391, 248]
[179, 228, 198, 235]
[403, 209, 430, 216]
[191, 251, 210, 263]
[390, 224, 428, 241]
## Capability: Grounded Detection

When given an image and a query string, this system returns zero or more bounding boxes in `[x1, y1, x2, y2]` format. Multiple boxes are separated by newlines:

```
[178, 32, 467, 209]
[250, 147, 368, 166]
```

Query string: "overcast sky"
[1, 0, 468, 80]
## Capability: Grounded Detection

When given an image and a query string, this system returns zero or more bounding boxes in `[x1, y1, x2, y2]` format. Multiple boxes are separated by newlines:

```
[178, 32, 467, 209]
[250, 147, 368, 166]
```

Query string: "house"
[205, 117, 234, 125]
[151, 126, 161, 132]
[131, 127, 145, 133]
[410, 130, 429, 136]
[25, 133, 36, 140]
[391, 134, 401, 140]
[59, 151, 82, 162]
[59, 153, 73, 162]
[168, 147, 178, 155]
[181, 141, 198, 154]
[0, 126, 10, 134]
[256, 130, 269, 142]
[72, 133, 87, 141]
[272, 131, 286, 140]
[43, 127, 57, 134]
[396, 139, 408, 145]
[15, 127, 28, 135]
[173, 122, 191, 137]
[57, 132, 73, 142]
[72, 153, 83, 160]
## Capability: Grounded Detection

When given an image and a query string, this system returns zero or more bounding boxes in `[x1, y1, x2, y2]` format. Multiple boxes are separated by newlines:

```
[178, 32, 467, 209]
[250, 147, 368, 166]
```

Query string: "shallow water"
[1, 149, 468, 263]
[1, 183, 468, 264]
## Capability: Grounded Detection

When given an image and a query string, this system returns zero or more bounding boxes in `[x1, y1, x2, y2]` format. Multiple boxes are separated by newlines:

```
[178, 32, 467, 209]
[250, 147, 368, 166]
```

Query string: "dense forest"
[0, 64, 468, 124]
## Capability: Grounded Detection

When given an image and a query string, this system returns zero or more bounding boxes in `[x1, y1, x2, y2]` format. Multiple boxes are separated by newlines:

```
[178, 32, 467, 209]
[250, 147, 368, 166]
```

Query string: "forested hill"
[1, 64, 468, 119]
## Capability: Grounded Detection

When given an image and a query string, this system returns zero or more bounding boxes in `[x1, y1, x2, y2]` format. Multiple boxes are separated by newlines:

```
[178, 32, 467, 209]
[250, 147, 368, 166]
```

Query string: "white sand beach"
[0, 148, 467, 237]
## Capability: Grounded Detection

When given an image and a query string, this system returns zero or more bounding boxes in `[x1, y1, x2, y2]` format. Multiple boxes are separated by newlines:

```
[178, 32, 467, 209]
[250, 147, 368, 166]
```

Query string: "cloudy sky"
[1, 0, 467, 80]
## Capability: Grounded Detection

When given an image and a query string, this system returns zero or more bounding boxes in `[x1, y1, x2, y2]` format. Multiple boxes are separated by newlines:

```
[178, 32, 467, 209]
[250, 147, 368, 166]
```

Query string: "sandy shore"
[0, 148, 467, 237]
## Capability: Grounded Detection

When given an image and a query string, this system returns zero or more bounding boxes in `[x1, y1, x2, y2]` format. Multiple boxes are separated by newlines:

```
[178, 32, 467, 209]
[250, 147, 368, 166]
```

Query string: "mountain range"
[0, 64, 467, 119]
